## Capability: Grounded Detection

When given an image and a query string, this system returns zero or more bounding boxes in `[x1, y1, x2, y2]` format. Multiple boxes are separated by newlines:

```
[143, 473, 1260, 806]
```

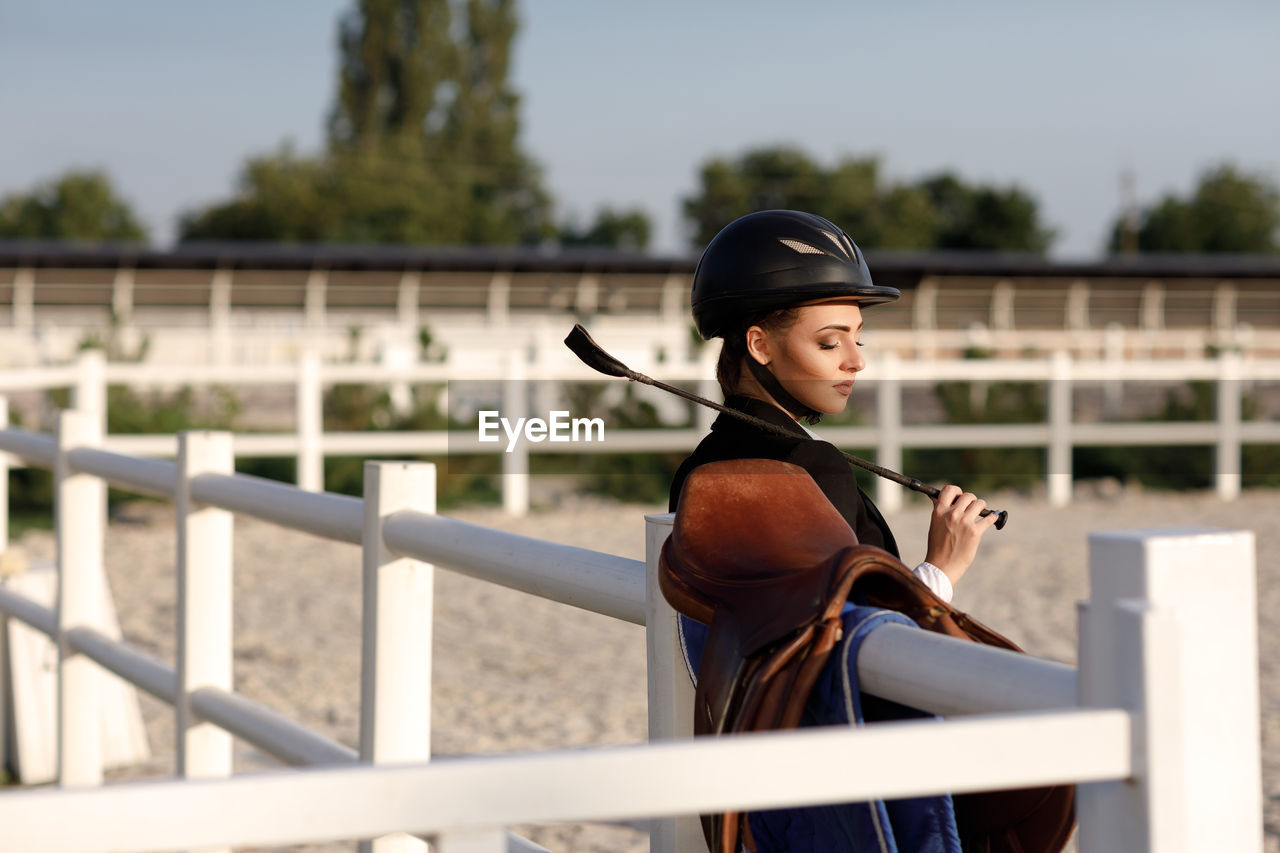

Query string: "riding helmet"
[691, 209, 900, 339]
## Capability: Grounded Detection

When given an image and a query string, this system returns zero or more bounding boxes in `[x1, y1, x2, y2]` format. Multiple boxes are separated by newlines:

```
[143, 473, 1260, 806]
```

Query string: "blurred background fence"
[2, 242, 1279, 520]
[0, 346, 1276, 523]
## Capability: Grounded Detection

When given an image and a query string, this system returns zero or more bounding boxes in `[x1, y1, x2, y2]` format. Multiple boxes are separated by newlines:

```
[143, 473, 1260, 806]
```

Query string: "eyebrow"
[815, 323, 863, 333]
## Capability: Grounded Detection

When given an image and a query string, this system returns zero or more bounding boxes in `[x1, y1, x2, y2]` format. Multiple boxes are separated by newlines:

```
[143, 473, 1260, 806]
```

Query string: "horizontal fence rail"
[66, 446, 178, 497]
[0, 709, 1137, 853]
[382, 510, 647, 626]
[0, 585, 57, 636]
[187, 687, 359, 768]
[66, 626, 179, 704]
[0, 426, 56, 467]
[857, 623, 1078, 715]
[188, 471, 365, 545]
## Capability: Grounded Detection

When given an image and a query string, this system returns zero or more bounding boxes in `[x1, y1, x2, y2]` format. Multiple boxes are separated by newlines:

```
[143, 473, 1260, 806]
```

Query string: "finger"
[978, 507, 1002, 528]
[948, 492, 977, 516]
[934, 484, 962, 507]
[962, 497, 987, 522]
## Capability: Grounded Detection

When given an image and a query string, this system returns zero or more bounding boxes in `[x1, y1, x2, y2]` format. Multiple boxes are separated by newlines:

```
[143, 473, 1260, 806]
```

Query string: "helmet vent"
[778, 238, 825, 255]
[817, 228, 857, 262]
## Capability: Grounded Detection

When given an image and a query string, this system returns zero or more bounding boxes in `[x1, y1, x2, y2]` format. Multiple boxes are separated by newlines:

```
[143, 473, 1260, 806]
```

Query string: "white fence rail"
[2, 345, 1279, 516]
[0, 407, 1264, 851]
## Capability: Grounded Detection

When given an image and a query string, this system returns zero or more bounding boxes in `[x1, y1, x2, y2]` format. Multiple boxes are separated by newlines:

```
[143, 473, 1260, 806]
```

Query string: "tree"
[180, 149, 327, 242]
[443, 0, 551, 243]
[877, 184, 937, 250]
[682, 147, 830, 247]
[558, 207, 652, 250]
[1107, 163, 1280, 253]
[821, 157, 889, 248]
[328, 0, 456, 154]
[919, 172, 1053, 252]
[182, 0, 551, 245]
[0, 170, 148, 241]
[180, 145, 467, 244]
[681, 147, 1054, 252]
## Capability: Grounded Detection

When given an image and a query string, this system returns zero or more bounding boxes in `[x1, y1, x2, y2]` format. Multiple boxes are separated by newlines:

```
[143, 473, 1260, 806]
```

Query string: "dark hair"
[715, 306, 800, 397]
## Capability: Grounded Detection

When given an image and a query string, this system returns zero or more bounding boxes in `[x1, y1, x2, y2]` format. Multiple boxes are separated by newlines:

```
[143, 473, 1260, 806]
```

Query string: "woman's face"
[747, 302, 867, 416]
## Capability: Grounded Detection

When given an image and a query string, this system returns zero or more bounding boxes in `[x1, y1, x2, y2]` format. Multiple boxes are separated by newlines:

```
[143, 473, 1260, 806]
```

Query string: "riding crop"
[564, 323, 1008, 530]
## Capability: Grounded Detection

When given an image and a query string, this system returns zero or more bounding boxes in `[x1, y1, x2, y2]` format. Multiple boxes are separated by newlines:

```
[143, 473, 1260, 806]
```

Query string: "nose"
[843, 345, 865, 373]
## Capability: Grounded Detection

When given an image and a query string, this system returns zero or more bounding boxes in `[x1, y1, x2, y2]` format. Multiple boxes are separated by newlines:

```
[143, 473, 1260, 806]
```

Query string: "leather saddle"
[659, 458, 1075, 853]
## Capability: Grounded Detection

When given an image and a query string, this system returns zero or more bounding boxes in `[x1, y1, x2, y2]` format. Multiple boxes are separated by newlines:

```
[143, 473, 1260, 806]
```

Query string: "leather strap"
[744, 355, 824, 425]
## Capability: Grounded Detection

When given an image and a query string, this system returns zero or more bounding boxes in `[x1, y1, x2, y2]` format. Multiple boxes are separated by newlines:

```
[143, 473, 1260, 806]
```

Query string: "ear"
[744, 325, 773, 366]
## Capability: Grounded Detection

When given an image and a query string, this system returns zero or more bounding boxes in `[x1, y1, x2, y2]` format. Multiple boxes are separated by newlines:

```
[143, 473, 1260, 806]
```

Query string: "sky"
[2, 0, 1278, 258]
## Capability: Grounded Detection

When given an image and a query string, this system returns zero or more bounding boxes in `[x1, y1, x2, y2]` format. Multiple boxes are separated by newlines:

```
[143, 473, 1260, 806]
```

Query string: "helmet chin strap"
[745, 357, 824, 425]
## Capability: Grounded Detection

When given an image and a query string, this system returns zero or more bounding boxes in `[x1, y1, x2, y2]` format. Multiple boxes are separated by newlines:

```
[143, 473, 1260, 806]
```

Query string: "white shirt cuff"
[912, 561, 954, 603]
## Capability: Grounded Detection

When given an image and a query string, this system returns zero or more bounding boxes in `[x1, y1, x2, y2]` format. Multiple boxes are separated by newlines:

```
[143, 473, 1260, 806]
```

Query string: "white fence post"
[55, 409, 106, 787]
[1216, 349, 1242, 501]
[297, 350, 324, 492]
[644, 513, 701, 853]
[381, 340, 415, 416]
[209, 268, 233, 365]
[502, 350, 529, 517]
[0, 396, 9, 550]
[397, 271, 421, 331]
[1077, 528, 1261, 852]
[487, 273, 511, 327]
[305, 269, 328, 334]
[176, 431, 235, 790]
[435, 828, 507, 853]
[1047, 350, 1073, 506]
[914, 277, 939, 359]
[875, 351, 904, 512]
[359, 461, 436, 853]
[1103, 323, 1125, 417]
[12, 266, 34, 331]
[73, 348, 107, 434]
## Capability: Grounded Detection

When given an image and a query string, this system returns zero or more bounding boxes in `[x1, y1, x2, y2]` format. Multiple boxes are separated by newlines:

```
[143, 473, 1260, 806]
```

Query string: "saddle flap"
[667, 457, 856, 578]
[660, 458, 857, 630]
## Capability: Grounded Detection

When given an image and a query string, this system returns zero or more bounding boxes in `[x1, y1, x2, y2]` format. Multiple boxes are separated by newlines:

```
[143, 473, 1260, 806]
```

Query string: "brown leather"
[660, 458, 1075, 853]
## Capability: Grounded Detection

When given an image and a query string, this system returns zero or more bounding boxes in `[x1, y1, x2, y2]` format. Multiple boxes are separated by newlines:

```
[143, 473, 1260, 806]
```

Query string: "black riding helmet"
[692, 210, 900, 423]
[692, 209, 900, 340]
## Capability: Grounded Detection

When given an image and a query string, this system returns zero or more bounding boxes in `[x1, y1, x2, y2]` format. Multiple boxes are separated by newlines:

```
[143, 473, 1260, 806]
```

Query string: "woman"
[667, 210, 1021, 853]
[669, 209, 999, 599]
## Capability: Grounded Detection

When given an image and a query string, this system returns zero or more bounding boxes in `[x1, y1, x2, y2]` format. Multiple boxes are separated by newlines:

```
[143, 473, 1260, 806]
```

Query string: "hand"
[924, 484, 1000, 586]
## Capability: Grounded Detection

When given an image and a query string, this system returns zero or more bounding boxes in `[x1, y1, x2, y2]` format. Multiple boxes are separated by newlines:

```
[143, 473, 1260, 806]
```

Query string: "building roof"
[2, 239, 1279, 283]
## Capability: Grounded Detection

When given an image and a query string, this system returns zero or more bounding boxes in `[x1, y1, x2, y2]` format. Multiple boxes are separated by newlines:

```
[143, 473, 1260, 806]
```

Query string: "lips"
[833, 380, 854, 396]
